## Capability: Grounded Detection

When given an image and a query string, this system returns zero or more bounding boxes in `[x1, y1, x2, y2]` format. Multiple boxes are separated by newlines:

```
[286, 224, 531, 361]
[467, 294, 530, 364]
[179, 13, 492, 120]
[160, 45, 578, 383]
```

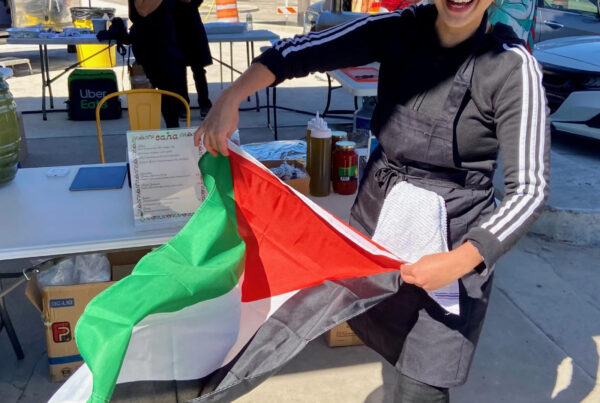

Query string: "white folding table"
[0, 164, 179, 261]
[6, 29, 280, 120]
[322, 64, 379, 118]
[0, 163, 179, 361]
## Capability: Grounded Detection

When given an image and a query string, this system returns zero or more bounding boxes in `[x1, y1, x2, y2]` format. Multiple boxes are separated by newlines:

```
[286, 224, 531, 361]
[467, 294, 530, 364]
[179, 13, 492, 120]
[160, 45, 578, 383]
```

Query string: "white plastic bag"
[37, 253, 111, 288]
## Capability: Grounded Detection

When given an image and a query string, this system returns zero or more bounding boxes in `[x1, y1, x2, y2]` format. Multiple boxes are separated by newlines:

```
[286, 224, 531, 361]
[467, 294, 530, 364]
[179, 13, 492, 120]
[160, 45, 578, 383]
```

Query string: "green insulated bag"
[67, 69, 122, 121]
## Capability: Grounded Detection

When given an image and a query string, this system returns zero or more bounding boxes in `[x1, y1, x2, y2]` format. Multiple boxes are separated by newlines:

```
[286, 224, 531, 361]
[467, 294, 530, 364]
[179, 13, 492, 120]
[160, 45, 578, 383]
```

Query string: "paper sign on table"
[127, 128, 206, 230]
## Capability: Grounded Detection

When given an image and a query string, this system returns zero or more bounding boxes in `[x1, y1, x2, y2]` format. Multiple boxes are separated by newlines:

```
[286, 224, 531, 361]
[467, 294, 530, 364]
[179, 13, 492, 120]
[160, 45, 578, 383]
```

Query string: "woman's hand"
[400, 242, 483, 291]
[194, 91, 240, 157]
[194, 63, 276, 157]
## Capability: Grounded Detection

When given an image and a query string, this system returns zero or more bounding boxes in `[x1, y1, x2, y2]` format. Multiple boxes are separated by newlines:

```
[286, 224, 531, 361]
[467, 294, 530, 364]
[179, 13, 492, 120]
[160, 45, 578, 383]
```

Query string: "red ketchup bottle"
[332, 141, 358, 195]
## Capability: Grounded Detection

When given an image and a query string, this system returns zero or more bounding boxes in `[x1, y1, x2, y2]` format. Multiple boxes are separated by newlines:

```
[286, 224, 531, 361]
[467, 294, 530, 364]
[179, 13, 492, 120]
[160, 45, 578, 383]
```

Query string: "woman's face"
[434, 0, 494, 30]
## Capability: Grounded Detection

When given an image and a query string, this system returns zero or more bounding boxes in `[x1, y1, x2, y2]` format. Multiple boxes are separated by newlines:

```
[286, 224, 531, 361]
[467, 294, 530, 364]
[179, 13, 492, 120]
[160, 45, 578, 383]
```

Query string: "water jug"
[0, 68, 20, 185]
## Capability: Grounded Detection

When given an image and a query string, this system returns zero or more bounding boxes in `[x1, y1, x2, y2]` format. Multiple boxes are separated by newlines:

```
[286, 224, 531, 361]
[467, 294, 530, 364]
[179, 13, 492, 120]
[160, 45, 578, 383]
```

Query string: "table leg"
[246, 42, 251, 103]
[323, 73, 333, 117]
[229, 42, 233, 83]
[38, 45, 47, 121]
[266, 87, 270, 127]
[0, 280, 25, 360]
[44, 45, 54, 109]
[251, 44, 259, 112]
[219, 43, 223, 89]
[273, 87, 278, 141]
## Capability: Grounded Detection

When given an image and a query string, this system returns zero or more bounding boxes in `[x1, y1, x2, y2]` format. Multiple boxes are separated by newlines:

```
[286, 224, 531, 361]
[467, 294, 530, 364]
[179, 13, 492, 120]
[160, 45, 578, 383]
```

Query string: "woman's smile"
[445, 0, 477, 13]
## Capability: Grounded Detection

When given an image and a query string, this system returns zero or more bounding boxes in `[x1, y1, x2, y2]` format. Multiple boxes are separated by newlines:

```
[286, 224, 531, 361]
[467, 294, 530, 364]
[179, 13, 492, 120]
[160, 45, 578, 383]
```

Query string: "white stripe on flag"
[50, 284, 298, 403]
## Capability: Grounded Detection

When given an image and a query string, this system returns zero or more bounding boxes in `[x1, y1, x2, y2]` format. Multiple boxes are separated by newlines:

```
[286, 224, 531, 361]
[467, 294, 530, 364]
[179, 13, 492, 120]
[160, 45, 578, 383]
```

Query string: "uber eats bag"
[67, 69, 122, 120]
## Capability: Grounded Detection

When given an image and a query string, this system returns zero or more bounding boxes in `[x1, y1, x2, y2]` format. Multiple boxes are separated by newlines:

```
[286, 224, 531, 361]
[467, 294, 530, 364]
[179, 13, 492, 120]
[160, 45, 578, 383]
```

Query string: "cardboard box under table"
[326, 322, 364, 347]
[261, 160, 310, 195]
[25, 249, 150, 382]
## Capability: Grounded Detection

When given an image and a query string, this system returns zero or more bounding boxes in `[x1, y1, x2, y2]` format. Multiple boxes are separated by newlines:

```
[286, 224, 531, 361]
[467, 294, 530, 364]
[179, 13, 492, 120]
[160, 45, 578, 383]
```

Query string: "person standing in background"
[128, 0, 188, 127]
[173, 0, 213, 119]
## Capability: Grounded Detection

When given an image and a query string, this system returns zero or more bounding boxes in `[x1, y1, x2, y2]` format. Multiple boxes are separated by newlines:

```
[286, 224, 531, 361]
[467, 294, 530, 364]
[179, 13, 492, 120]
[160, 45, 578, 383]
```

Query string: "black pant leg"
[191, 64, 211, 108]
[393, 372, 449, 403]
[140, 57, 187, 128]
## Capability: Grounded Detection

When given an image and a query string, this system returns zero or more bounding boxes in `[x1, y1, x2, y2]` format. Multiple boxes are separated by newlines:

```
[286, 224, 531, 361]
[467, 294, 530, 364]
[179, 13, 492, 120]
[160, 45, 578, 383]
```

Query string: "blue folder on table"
[69, 165, 127, 191]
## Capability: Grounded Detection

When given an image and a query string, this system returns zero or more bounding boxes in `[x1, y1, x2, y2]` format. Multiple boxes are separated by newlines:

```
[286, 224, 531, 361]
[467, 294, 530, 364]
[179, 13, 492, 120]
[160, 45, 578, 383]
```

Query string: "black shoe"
[178, 110, 188, 121]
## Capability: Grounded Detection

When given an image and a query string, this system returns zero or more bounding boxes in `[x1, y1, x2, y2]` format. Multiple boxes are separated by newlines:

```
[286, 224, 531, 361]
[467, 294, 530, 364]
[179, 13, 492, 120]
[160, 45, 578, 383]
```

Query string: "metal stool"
[0, 57, 33, 75]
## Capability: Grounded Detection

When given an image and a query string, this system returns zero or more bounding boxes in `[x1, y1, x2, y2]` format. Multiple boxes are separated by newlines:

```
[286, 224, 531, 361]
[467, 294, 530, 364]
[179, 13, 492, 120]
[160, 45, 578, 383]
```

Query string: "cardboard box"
[25, 278, 112, 381]
[261, 160, 310, 195]
[325, 322, 364, 347]
[25, 250, 151, 381]
[108, 249, 150, 282]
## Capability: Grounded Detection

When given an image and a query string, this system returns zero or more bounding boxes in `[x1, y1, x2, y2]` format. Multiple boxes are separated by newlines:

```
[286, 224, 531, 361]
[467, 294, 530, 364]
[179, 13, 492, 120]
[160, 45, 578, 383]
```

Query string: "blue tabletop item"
[69, 165, 127, 191]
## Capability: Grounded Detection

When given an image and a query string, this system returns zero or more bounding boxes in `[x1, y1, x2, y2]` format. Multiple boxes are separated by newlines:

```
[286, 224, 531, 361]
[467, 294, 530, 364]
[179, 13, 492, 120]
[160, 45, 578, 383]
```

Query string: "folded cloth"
[372, 181, 460, 315]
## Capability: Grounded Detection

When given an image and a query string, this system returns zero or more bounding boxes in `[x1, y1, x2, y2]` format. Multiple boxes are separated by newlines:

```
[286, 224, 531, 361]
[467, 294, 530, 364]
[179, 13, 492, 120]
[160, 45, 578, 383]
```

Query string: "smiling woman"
[194, 0, 550, 401]
[433, 0, 494, 46]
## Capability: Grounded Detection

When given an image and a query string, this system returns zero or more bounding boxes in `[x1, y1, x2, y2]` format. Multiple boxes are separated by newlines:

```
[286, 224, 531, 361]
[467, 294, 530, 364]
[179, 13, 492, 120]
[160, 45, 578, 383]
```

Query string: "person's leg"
[191, 63, 212, 118]
[393, 372, 449, 403]
[150, 61, 189, 127]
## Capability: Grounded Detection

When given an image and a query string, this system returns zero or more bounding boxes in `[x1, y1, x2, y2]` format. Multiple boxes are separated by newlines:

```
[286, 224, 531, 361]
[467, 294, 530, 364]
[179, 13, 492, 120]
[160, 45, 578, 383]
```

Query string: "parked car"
[305, 0, 600, 41]
[303, 0, 422, 33]
[534, 35, 600, 140]
[536, 0, 600, 41]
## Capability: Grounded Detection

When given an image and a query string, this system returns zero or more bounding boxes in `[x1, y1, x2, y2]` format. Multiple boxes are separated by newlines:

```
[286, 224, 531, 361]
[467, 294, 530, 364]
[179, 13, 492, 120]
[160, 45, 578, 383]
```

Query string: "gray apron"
[348, 40, 497, 388]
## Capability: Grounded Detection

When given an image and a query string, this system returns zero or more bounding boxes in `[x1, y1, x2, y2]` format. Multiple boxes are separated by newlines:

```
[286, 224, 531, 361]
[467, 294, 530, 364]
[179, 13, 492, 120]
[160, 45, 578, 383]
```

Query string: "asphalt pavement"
[1, 2, 599, 402]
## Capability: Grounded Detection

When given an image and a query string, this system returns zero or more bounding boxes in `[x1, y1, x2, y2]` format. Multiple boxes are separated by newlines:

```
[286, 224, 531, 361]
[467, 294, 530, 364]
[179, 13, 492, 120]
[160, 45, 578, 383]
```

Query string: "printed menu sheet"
[127, 128, 206, 230]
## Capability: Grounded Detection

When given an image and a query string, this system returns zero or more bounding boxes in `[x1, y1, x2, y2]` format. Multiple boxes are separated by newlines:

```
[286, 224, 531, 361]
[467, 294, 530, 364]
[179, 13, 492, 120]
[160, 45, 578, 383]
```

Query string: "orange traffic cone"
[216, 0, 240, 23]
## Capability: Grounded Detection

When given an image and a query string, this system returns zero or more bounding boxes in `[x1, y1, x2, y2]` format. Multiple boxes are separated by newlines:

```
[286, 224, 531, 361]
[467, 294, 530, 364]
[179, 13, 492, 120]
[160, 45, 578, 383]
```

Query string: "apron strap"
[374, 153, 492, 191]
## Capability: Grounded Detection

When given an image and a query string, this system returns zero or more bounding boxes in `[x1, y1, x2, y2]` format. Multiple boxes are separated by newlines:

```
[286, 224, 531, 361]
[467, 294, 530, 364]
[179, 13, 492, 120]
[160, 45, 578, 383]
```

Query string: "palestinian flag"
[50, 144, 404, 403]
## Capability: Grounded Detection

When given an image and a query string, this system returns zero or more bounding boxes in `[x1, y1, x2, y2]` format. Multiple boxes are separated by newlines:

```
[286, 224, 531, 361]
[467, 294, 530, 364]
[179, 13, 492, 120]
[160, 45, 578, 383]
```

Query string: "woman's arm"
[195, 9, 414, 156]
[194, 63, 276, 156]
[402, 44, 550, 291]
[465, 44, 550, 269]
[135, 0, 162, 16]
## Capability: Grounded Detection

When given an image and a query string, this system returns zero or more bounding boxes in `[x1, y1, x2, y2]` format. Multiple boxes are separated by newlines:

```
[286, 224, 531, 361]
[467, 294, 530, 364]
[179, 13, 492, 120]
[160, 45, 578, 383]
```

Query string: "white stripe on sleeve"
[480, 44, 547, 242]
[280, 12, 403, 58]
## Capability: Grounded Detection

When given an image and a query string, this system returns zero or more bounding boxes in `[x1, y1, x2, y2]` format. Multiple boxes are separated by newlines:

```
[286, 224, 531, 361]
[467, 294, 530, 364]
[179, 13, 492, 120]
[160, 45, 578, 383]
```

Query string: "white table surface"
[328, 64, 379, 97]
[6, 30, 279, 46]
[0, 164, 176, 261]
[0, 163, 355, 262]
[6, 35, 111, 46]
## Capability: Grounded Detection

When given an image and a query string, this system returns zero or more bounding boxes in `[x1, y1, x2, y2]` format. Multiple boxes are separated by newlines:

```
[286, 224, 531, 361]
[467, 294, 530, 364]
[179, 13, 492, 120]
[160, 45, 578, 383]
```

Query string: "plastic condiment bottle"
[333, 141, 358, 195]
[309, 124, 332, 197]
[0, 68, 20, 185]
[306, 112, 326, 177]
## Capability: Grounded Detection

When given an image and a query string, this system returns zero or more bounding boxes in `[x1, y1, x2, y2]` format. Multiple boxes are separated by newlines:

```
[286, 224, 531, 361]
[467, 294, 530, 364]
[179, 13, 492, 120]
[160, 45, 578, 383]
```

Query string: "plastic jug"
[0, 68, 20, 185]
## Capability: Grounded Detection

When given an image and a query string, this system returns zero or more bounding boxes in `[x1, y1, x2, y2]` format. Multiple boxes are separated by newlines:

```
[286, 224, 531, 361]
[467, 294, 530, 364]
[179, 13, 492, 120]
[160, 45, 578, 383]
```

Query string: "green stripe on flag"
[75, 154, 246, 403]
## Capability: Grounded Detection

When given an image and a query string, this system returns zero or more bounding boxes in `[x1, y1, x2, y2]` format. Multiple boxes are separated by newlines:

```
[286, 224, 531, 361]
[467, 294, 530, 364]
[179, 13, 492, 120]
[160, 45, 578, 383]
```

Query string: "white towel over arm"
[372, 181, 460, 315]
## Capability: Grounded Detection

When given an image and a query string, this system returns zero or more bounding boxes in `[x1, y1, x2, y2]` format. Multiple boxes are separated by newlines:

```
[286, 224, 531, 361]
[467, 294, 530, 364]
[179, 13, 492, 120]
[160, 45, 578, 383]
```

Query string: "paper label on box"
[49, 298, 75, 308]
